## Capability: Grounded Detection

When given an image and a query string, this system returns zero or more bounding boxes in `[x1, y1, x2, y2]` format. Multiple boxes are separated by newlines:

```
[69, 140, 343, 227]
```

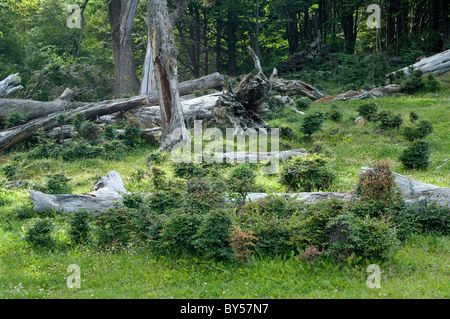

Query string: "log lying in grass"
[312, 84, 401, 104]
[28, 166, 449, 213]
[0, 73, 23, 98]
[28, 171, 128, 213]
[244, 191, 354, 204]
[360, 167, 449, 207]
[386, 49, 450, 79]
[217, 148, 307, 163]
[269, 68, 327, 100]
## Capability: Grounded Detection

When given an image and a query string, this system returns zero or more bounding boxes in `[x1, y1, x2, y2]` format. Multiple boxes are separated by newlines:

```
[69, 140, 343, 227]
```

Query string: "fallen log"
[270, 70, 327, 100]
[312, 84, 401, 104]
[0, 72, 224, 123]
[386, 49, 450, 79]
[0, 73, 23, 98]
[28, 171, 128, 213]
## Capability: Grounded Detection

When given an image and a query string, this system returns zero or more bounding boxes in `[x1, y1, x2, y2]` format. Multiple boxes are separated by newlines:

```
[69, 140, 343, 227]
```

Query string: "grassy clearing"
[0, 85, 449, 299]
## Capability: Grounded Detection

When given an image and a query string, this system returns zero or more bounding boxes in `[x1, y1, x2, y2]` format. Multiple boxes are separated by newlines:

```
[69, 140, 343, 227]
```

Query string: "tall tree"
[108, 0, 140, 98]
[147, 0, 191, 150]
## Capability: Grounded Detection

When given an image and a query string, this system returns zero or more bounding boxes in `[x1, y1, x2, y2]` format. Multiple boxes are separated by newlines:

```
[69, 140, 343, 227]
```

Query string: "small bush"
[402, 120, 433, 141]
[94, 209, 132, 248]
[172, 162, 206, 179]
[159, 212, 202, 254]
[123, 113, 142, 146]
[423, 72, 442, 92]
[294, 97, 312, 110]
[184, 177, 223, 213]
[194, 209, 233, 260]
[409, 111, 419, 123]
[25, 218, 54, 248]
[5, 110, 25, 128]
[122, 192, 144, 209]
[68, 211, 91, 244]
[229, 228, 258, 262]
[357, 102, 378, 122]
[326, 213, 398, 261]
[401, 69, 424, 93]
[301, 111, 324, 137]
[407, 201, 450, 236]
[326, 105, 342, 122]
[356, 160, 398, 202]
[399, 140, 430, 169]
[279, 154, 335, 191]
[45, 173, 72, 194]
[227, 164, 257, 203]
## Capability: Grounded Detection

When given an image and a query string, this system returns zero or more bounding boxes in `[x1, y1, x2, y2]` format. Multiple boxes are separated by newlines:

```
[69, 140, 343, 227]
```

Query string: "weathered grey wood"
[243, 191, 354, 204]
[386, 49, 450, 78]
[217, 148, 307, 163]
[270, 75, 327, 100]
[312, 84, 401, 104]
[28, 171, 128, 213]
[0, 73, 23, 98]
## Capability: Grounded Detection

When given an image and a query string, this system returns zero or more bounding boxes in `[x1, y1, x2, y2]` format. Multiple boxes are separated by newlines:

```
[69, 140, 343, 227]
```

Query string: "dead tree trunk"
[386, 49, 450, 79]
[147, 0, 190, 151]
[0, 74, 23, 98]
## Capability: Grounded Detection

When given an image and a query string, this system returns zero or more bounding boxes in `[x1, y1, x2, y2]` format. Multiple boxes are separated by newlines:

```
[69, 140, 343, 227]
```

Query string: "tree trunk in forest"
[147, 0, 190, 151]
[108, 0, 140, 99]
[226, 11, 237, 75]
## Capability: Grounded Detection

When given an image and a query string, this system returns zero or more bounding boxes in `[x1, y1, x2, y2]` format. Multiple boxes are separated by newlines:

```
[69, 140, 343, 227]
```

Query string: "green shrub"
[403, 120, 433, 141]
[423, 72, 442, 92]
[326, 213, 398, 261]
[159, 212, 202, 254]
[4, 109, 25, 128]
[172, 162, 206, 179]
[68, 211, 91, 244]
[227, 164, 257, 203]
[183, 177, 224, 213]
[45, 173, 72, 194]
[194, 209, 233, 260]
[409, 111, 419, 123]
[399, 140, 430, 169]
[301, 111, 324, 137]
[122, 192, 144, 209]
[123, 113, 142, 146]
[25, 218, 54, 248]
[279, 154, 335, 191]
[103, 125, 117, 140]
[72, 112, 86, 134]
[326, 105, 342, 122]
[407, 201, 450, 236]
[94, 209, 132, 248]
[145, 188, 183, 215]
[357, 102, 378, 122]
[294, 97, 312, 110]
[289, 199, 346, 250]
[61, 140, 105, 161]
[401, 69, 424, 93]
[1, 163, 23, 180]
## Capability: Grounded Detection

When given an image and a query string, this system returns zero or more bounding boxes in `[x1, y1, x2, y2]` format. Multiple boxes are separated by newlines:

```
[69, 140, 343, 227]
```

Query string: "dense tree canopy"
[0, 0, 448, 101]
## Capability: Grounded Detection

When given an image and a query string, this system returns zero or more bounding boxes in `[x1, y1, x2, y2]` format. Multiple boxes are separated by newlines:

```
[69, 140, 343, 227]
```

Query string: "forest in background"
[0, 0, 448, 102]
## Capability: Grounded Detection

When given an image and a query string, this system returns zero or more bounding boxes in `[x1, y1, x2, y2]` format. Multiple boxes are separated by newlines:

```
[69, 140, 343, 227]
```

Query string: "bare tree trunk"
[147, 0, 190, 151]
[108, 0, 140, 99]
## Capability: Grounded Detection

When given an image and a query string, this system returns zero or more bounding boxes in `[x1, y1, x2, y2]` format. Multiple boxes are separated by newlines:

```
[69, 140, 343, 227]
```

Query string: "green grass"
[0, 83, 449, 299]
[0, 220, 448, 299]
